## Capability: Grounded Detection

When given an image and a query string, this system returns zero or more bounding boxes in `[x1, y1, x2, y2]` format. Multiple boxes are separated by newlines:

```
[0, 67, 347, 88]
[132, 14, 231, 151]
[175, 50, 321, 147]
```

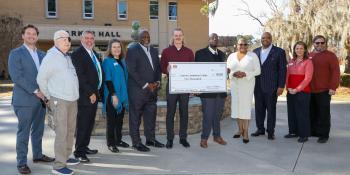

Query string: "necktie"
[91, 52, 102, 89]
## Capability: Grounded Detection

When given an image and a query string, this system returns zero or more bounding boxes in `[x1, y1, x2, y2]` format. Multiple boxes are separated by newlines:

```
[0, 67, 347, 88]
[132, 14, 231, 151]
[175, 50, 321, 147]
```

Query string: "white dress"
[227, 51, 261, 119]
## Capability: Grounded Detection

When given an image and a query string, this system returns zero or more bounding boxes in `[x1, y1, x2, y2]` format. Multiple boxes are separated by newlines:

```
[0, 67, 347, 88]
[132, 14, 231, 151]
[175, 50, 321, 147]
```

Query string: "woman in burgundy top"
[285, 41, 314, 143]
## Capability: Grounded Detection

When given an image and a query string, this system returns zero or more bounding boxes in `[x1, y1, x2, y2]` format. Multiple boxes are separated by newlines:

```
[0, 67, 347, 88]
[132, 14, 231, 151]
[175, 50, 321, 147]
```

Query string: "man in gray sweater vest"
[37, 30, 79, 175]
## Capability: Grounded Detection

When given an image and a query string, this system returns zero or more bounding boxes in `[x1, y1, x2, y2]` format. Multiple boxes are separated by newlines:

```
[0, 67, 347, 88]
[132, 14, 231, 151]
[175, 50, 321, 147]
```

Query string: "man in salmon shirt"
[309, 35, 340, 143]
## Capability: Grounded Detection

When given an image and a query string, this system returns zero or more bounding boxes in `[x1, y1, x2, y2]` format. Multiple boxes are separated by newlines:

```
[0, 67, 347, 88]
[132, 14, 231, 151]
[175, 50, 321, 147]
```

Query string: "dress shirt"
[260, 44, 272, 64]
[139, 43, 154, 70]
[208, 46, 218, 55]
[84, 47, 103, 89]
[24, 43, 40, 70]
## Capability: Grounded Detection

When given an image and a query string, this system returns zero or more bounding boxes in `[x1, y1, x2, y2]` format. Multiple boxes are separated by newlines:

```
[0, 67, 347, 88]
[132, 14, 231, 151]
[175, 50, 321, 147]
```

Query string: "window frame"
[45, 0, 57, 18]
[149, 0, 159, 20]
[83, 0, 94, 19]
[117, 0, 128, 20]
[168, 2, 177, 21]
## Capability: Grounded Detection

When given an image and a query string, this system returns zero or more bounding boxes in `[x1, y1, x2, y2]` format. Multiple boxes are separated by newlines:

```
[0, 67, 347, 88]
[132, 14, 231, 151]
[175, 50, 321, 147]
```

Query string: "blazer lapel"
[263, 46, 275, 66]
[38, 51, 45, 64]
[137, 44, 154, 71]
[20, 45, 38, 71]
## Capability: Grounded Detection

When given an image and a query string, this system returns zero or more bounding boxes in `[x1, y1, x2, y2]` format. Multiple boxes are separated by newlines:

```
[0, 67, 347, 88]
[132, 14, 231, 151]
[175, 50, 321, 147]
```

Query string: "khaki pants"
[50, 96, 77, 170]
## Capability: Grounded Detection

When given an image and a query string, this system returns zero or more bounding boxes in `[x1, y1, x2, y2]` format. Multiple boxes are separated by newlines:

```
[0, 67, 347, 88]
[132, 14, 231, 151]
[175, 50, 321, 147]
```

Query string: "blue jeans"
[14, 103, 45, 166]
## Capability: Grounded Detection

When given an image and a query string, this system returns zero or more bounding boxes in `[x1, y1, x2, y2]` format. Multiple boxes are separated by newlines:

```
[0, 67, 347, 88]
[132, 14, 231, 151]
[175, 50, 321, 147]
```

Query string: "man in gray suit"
[8, 24, 54, 174]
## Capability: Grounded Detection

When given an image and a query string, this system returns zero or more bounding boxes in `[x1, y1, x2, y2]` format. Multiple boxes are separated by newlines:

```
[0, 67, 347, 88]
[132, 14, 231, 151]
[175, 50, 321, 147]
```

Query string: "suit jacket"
[253, 45, 287, 93]
[71, 46, 101, 106]
[195, 47, 227, 98]
[8, 45, 45, 106]
[126, 43, 161, 99]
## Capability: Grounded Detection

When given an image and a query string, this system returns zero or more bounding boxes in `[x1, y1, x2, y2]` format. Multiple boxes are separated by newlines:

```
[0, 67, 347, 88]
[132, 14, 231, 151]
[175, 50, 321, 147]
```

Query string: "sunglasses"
[238, 44, 248, 46]
[314, 41, 325, 45]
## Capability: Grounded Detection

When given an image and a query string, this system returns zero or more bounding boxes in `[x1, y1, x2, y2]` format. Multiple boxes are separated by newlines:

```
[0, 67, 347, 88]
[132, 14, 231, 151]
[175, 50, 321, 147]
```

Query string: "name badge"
[114, 62, 119, 66]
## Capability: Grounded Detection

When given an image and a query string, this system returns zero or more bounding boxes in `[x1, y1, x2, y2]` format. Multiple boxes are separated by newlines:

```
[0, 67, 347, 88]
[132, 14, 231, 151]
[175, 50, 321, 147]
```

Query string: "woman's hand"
[112, 95, 119, 107]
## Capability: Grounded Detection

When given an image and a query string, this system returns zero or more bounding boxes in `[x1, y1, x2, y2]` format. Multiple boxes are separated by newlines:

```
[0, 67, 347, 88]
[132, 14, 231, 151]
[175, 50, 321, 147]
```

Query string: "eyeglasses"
[314, 41, 325, 45]
[238, 44, 248, 46]
[57, 37, 71, 42]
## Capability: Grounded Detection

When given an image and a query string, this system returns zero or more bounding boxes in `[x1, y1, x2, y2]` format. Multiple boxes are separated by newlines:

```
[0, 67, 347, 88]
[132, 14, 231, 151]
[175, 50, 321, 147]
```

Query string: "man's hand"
[90, 93, 97, 104]
[288, 88, 297, 94]
[35, 90, 45, 100]
[329, 89, 336, 95]
[112, 95, 119, 107]
[277, 88, 284, 96]
[147, 83, 157, 92]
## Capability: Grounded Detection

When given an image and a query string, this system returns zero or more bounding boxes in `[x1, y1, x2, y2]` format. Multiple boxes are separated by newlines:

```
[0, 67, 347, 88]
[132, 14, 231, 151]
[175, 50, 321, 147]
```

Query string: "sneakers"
[66, 158, 80, 165]
[52, 167, 74, 175]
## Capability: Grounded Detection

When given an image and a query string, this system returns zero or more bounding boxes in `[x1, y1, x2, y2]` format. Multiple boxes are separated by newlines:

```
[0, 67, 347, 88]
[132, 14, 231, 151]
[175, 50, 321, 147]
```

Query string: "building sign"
[36, 24, 132, 41]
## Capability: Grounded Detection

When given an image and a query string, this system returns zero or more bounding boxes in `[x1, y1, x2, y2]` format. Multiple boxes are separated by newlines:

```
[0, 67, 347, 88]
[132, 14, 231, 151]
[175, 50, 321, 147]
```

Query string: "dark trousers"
[74, 102, 98, 156]
[287, 92, 311, 138]
[128, 89, 157, 145]
[166, 83, 189, 140]
[310, 91, 331, 138]
[14, 103, 45, 166]
[200, 96, 225, 140]
[254, 87, 278, 134]
[106, 95, 125, 146]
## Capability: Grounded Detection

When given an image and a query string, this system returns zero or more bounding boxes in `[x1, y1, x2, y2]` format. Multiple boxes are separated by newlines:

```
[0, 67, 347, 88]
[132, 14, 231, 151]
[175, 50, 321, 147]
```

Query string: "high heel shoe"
[243, 139, 249, 144]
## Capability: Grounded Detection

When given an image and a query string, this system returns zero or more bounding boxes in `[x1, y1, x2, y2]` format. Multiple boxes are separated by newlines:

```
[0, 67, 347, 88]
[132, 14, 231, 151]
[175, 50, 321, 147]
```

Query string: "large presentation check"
[169, 62, 227, 94]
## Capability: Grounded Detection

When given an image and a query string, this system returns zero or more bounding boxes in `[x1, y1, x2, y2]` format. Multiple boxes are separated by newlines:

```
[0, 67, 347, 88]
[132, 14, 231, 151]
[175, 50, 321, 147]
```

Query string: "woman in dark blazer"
[102, 39, 129, 152]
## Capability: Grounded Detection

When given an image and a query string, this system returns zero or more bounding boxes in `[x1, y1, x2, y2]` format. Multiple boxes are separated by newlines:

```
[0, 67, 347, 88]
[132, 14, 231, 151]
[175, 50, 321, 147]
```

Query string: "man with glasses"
[252, 32, 287, 140]
[71, 31, 102, 162]
[309, 35, 340, 143]
[8, 24, 55, 174]
[37, 30, 80, 175]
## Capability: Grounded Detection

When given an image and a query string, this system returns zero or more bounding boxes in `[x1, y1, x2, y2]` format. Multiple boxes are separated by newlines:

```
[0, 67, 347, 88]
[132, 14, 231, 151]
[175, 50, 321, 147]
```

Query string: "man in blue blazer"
[126, 30, 164, 152]
[8, 25, 54, 174]
[252, 32, 287, 140]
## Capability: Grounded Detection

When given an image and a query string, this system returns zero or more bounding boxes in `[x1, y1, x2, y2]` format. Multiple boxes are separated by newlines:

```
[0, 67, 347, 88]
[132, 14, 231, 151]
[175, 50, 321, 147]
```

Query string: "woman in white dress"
[227, 38, 261, 143]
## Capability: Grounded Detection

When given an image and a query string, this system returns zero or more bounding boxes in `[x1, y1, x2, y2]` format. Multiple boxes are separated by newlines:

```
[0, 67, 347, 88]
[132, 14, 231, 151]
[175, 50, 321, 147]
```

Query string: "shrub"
[340, 74, 350, 87]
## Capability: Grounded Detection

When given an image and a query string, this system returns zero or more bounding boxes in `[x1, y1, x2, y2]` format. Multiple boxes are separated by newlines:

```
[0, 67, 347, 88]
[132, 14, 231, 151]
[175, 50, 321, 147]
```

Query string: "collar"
[208, 46, 218, 54]
[262, 44, 273, 51]
[23, 43, 37, 53]
[54, 46, 69, 57]
[139, 43, 150, 51]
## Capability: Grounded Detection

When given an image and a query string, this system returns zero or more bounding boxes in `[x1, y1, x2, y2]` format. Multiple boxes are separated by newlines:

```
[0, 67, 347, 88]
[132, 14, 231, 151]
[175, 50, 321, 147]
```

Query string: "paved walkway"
[0, 96, 349, 175]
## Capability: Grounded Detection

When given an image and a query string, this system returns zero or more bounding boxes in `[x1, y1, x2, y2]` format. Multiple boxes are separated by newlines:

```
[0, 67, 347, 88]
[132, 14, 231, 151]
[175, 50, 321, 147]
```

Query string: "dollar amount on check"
[169, 62, 227, 94]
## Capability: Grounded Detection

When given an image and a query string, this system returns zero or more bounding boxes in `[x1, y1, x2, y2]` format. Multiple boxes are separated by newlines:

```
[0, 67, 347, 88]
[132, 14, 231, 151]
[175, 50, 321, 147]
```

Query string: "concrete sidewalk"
[0, 96, 349, 175]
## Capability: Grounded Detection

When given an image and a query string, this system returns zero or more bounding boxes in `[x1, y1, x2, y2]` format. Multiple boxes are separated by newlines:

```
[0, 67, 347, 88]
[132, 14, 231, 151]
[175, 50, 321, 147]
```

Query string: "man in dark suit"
[8, 24, 54, 174]
[252, 32, 287, 140]
[126, 30, 164, 152]
[71, 31, 102, 162]
[195, 33, 227, 148]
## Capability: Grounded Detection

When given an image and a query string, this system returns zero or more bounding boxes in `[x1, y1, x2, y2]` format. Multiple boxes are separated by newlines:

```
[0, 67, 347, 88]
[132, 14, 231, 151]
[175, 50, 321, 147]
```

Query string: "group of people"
[227, 32, 340, 145]
[8, 24, 340, 175]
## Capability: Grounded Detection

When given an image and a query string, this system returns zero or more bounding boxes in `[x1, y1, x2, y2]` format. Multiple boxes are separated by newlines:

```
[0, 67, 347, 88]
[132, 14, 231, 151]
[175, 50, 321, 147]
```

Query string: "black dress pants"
[287, 92, 311, 138]
[310, 91, 331, 138]
[106, 94, 125, 146]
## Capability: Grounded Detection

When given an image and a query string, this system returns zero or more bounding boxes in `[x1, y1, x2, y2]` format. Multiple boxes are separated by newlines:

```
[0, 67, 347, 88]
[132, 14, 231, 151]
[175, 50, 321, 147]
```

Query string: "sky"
[209, 0, 287, 38]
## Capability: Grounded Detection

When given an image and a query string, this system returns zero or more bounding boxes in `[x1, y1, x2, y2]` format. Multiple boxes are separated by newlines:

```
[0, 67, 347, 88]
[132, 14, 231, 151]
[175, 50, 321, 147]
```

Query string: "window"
[46, 0, 57, 18]
[118, 0, 128, 20]
[149, 0, 159, 19]
[168, 2, 177, 21]
[83, 0, 94, 19]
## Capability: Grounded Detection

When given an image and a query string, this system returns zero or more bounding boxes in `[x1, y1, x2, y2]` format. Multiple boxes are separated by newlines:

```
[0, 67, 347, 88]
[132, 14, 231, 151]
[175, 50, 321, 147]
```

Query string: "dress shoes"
[17, 164, 31, 174]
[180, 139, 190, 148]
[75, 154, 90, 163]
[268, 134, 275, 140]
[213, 137, 227, 145]
[317, 137, 329, 143]
[251, 130, 265, 137]
[33, 154, 55, 163]
[233, 134, 241, 138]
[145, 139, 165, 148]
[284, 133, 298, 138]
[108, 146, 119, 153]
[243, 139, 250, 144]
[200, 139, 208, 148]
[116, 141, 130, 148]
[85, 147, 98, 154]
[166, 140, 173, 149]
[297, 137, 308, 143]
[132, 143, 150, 152]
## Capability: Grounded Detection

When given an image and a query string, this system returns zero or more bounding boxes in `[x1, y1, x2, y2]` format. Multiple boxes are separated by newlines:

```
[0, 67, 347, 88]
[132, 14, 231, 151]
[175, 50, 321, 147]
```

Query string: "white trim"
[45, 0, 57, 18]
[83, 0, 94, 19]
[117, 0, 128, 20]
